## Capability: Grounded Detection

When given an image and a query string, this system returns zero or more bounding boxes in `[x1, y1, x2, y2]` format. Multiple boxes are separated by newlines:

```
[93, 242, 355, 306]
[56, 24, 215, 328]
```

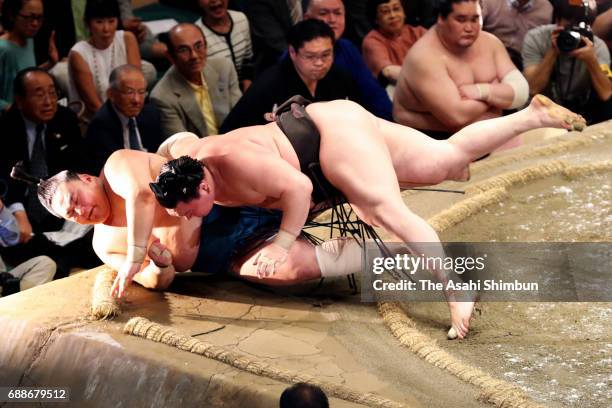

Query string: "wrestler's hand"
[110, 261, 141, 299]
[253, 244, 288, 278]
[148, 238, 172, 268]
[459, 84, 486, 101]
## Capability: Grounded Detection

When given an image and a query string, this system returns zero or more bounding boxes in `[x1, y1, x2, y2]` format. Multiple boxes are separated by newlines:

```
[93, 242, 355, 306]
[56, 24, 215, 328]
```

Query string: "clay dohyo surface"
[397, 121, 612, 408]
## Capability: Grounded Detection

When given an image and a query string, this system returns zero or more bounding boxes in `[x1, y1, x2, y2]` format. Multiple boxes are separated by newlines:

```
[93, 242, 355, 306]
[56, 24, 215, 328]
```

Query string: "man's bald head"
[166, 23, 206, 56]
[304, 0, 346, 40]
[163, 23, 208, 82]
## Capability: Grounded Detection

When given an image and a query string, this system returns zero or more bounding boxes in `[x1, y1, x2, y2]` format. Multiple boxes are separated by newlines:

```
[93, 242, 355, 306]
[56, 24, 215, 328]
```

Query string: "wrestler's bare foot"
[529, 94, 586, 131]
[448, 301, 474, 339]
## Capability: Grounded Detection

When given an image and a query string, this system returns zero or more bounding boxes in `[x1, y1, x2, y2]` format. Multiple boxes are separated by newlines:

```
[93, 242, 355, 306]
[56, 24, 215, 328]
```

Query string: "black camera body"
[556, 21, 594, 53]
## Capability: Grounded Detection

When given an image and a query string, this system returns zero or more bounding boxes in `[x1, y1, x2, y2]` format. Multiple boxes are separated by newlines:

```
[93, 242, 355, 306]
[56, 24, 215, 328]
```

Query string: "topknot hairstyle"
[150, 156, 205, 209]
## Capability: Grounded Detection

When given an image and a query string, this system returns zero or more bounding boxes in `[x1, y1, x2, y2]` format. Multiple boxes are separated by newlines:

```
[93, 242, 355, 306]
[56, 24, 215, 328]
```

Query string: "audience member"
[304, 0, 393, 120]
[393, 0, 529, 140]
[67, 0, 141, 115]
[593, 1, 612, 53]
[117, 0, 168, 61]
[151, 23, 241, 138]
[0, 197, 55, 297]
[481, 0, 553, 70]
[195, 0, 254, 91]
[0, 0, 57, 111]
[279, 383, 329, 408]
[242, 0, 295, 76]
[220, 19, 360, 131]
[522, 0, 611, 124]
[362, 0, 427, 85]
[84, 65, 164, 175]
[35, 0, 156, 98]
[0, 68, 97, 279]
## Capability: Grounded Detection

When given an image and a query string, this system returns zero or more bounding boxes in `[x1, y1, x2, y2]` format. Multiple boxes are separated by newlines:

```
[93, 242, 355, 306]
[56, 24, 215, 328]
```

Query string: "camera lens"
[557, 29, 581, 53]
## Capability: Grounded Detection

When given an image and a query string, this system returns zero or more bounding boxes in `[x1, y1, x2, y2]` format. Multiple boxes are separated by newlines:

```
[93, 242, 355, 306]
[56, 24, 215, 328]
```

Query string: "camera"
[556, 21, 594, 53]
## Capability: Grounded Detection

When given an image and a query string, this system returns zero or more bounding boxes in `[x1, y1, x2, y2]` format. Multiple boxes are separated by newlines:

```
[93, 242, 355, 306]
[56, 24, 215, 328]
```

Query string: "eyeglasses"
[119, 89, 148, 97]
[31, 89, 58, 101]
[297, 51, 333, 63]
[175, 41, 206, 56]
[18, 13, 44, 23]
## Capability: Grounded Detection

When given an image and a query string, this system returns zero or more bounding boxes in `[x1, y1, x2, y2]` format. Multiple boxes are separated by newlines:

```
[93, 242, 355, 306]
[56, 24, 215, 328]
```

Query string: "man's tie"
[128, 118, 141, 150]
[287, 0, 303, 25]
[27, 124, 49, 225]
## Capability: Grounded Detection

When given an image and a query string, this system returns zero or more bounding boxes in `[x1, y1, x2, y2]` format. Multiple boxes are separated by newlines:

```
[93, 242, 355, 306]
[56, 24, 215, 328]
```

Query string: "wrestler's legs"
[309, 100, 472, 337]
[232, 238, 321, 286]
[376, 95, 587, 186]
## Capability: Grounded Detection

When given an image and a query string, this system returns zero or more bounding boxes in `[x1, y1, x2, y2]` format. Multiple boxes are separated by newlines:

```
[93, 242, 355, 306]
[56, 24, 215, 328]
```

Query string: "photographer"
[522, 0, 611, 124]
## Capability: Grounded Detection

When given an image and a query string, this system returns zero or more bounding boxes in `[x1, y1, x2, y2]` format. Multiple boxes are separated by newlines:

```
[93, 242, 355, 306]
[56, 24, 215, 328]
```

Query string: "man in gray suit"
[151, 23, 242, 138]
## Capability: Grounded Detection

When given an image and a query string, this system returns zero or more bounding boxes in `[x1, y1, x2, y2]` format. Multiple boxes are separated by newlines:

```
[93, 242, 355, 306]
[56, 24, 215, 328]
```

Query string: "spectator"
[304, 0, 393, 120]
[151, 23, 241, 138]
[279, 383, 329, 408]
[220, 19, 360, 131]
[117, 0, 168, 61]
[1, 197, 55, 297]
[84, 65, 164, 175]
[0, 68, 97, 279]
[362, 0, 427, 85]
[0, 0, 57, 111]
[34, 0, 157, 98]
[593, 1, 612, 53]
[242, 0, 295, 76]
[481, 0, 553, 70]
[67, 0, 142, 115]
[195, 0, 254, 92]
[393, 0, 529, 140]
[522, 0, 611, 124]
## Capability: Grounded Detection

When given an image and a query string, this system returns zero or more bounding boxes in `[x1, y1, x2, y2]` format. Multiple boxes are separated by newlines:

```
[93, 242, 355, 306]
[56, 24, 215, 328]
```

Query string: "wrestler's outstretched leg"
[309, 101, 472, 338]
[371, 95, 587, 186]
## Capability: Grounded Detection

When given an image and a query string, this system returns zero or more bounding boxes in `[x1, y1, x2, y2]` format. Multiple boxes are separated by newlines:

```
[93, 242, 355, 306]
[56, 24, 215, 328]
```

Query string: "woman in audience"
[195, 0, 254, 91]
[0, 0, 57, 110]
[362, 0, 426, 85]
[67, 0, 140, 114]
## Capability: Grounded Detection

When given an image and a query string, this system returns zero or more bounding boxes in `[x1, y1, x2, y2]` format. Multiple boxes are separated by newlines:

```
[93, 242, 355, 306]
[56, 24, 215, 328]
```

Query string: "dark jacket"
[84, 100, 164, 175]
[220, 56, 362, 132]
[0, 105, 85, 231]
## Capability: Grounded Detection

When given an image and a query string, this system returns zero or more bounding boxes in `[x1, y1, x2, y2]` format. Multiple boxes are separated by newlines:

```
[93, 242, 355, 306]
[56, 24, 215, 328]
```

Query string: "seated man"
[84, 65, 165, 175]
[303, 0, 393, 120]
[0, 67, 96, 279]
[0, 197, 55, 297]
[522, 0, 612, 124]
[151, 23, 242, 139]
[219, 19, 361, 131]
[393, 0, 530, 140]
[151, 94, 585, 339]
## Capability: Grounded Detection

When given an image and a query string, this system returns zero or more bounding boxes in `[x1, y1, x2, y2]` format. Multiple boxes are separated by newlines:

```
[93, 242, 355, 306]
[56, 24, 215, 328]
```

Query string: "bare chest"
[444, 50, 498, 86]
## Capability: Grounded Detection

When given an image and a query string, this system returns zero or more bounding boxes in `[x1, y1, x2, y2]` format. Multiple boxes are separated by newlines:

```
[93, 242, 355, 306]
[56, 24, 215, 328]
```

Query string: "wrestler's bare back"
[93, 150, 202, 271]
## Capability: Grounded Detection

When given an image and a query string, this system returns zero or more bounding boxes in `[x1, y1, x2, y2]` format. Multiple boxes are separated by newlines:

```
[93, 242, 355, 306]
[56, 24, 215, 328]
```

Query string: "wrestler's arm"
[405, 52, 489, 129]
[104, 150, 158, 297]
[93, 224, 175, 290]
[459, 35, 520, 109]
